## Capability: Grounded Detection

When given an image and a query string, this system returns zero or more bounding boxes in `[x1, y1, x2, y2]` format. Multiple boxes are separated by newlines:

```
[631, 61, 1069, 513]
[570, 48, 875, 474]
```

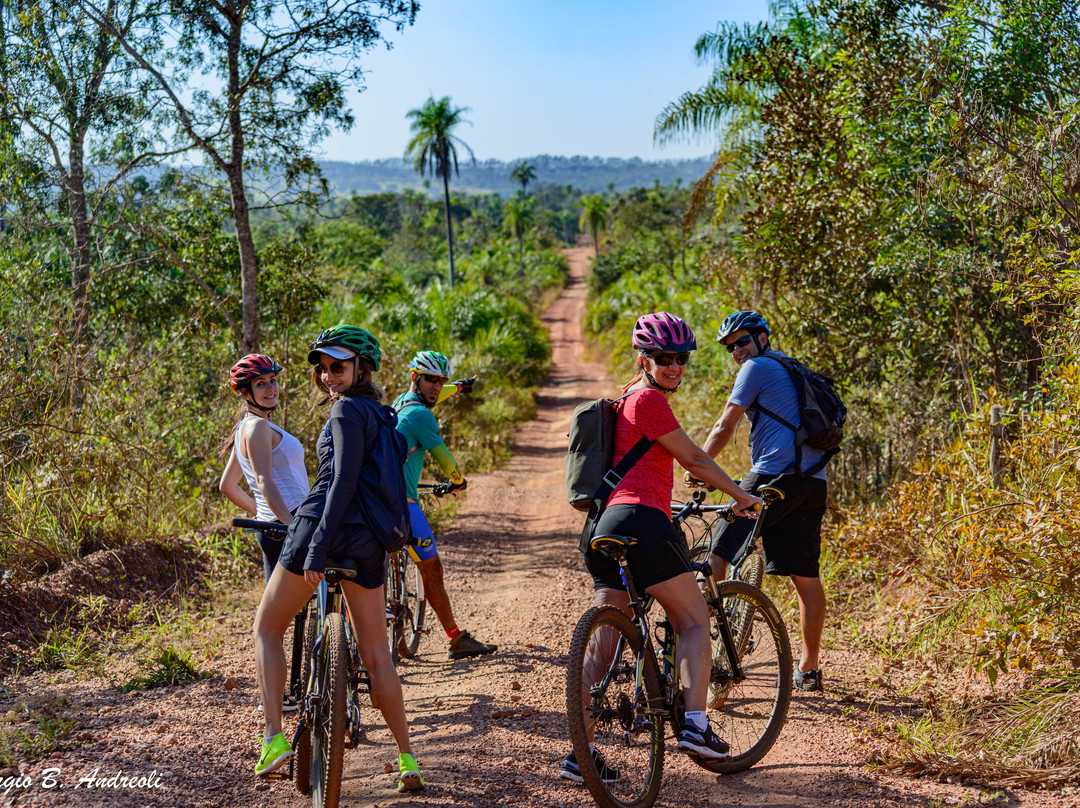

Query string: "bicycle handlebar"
[233, 517, 421, 548]
[417, 481, 463, 497]
[232, 518, 288, 533]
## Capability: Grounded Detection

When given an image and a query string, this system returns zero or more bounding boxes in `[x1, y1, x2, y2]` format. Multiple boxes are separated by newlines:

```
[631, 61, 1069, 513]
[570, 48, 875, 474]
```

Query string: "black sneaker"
[677, 725, 730, 760]
[448, 630, 497, 659]
[257, 695, 299, 713]
[793, 667, 823, 691]
[559, 750, 619, 784]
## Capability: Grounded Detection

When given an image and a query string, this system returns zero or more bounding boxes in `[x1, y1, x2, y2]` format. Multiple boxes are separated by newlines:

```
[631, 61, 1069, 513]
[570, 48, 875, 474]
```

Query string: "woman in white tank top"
[219, 354, 311, 582]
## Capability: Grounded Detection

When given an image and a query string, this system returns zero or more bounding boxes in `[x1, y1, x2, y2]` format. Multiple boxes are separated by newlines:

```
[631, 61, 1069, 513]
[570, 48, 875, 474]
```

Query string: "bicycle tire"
[700, 580, 792, 774]
[397, 552, 426, 659]
[725, 552, 765, 644]
[385, 558, 404, 667]
[294, 598, 319, 795]
[566, 605, 664, 808]
[312, 612, 348, 808]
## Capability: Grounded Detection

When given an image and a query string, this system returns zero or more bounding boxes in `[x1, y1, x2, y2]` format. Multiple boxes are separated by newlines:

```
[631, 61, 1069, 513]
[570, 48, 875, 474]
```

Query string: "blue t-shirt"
[729, 352, 827, 480]
[392, 391, 445, 501]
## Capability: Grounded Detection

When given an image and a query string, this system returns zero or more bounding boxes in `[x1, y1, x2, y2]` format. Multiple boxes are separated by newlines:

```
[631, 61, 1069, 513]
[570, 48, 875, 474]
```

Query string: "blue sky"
[321, 0, 771, 163]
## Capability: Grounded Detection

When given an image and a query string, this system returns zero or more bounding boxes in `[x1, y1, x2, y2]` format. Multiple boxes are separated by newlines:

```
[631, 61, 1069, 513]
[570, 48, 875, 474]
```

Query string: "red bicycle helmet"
[229, 354, 283, 391]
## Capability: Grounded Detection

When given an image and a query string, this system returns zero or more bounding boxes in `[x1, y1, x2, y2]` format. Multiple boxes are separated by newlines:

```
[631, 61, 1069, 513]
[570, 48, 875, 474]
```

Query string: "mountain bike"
[671, 487, 791, 774]
[232, 518, 313, 707]
[673, 487, 765, 589]
[233, 518, 371, 808]
[382, 481, 453, 664]
[566, 520, 792, 808]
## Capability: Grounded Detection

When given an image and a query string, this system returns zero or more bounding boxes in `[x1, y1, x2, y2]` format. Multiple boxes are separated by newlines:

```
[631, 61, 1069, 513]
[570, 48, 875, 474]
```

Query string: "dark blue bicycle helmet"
[716, 310, 770, 343]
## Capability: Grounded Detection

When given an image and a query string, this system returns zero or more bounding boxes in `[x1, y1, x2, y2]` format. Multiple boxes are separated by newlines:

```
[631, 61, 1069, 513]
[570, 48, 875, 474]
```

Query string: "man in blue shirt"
[394, 350, 497, 660]
[702, 311, 828, 692]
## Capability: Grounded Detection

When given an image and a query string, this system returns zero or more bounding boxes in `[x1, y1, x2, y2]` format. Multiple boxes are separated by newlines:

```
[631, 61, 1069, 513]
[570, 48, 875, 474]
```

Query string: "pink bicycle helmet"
[631, 312, 697, 353]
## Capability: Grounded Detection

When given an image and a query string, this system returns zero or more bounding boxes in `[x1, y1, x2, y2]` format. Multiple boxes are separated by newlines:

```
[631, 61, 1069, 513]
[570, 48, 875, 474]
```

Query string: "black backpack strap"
[599, 435, 652, 498]
[580, 435, 653, 550]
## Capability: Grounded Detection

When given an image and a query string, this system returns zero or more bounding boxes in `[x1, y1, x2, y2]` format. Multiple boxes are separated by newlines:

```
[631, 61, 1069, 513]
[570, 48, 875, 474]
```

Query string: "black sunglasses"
[419, 373, 449, 384]
[647, 351, 691, 367]
[725, 335, 755, 353]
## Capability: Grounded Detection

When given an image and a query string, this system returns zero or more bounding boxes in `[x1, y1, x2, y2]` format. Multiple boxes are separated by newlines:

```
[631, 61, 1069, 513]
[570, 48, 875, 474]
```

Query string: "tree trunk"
[230, 166, 260, 353]
[591, 224, 599, 260]
[228, 17, 259, 353]
[442, 170, 455, 289]
[67, 139, 92, 411]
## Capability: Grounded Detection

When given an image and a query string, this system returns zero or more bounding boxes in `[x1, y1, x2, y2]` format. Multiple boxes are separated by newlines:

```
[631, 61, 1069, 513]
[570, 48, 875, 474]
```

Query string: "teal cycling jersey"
[392, 391, 445, 501]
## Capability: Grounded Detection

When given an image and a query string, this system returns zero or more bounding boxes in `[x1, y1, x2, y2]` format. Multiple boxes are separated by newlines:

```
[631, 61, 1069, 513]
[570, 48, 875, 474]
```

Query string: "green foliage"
[0, 695, 79, 767]
[119, 646, 213, 691]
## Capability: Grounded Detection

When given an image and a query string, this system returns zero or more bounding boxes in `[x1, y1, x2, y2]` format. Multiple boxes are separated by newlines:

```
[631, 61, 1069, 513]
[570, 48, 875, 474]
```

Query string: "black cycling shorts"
[584, 503, 693, 593]
[278, 516, 387, 589]
[709, 471, 827, 578]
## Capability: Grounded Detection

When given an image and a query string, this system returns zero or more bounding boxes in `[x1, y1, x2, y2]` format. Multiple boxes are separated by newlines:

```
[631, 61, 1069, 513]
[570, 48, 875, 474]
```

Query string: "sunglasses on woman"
[725, 335, 755, 353]
[647, 352, 691, 367]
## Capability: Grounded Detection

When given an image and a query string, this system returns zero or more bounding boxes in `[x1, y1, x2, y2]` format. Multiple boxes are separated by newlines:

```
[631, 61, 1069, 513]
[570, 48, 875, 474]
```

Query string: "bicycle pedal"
[265, 757, 294, 780]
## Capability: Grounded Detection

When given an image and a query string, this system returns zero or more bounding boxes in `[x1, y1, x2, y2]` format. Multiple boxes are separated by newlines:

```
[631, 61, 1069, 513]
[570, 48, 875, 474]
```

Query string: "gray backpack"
[565, 392, 653, 514]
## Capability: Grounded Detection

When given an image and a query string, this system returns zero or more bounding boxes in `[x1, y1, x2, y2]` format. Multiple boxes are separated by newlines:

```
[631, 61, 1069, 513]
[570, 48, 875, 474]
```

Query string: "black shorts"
[709, 472, 827, 578]
[278, 516, 387, 589]
[584, 504, 693, 593]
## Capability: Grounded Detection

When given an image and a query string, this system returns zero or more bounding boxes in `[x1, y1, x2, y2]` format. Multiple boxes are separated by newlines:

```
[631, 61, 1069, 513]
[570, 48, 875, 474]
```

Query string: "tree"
[77, 0, 419, 352]
[1, 0, 169, 407]
[503, 194, 535, 263]
[577, 194, 609, 259]
[510, 160, 537, 197]
[404, 95, 474, 289]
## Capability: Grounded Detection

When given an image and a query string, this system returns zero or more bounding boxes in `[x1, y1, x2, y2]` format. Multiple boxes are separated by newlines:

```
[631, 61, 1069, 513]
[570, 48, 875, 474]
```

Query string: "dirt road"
[8, 248, 1077, 808]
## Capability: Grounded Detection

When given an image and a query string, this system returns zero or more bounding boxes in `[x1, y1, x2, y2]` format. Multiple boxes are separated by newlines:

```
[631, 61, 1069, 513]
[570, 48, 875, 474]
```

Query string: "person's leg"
[415, 553, 455, 631]
[342, 580, 411, 753]
[646, 573, 711, 712]
[790, 574, 825, 672]
[253, 565, 317, 740]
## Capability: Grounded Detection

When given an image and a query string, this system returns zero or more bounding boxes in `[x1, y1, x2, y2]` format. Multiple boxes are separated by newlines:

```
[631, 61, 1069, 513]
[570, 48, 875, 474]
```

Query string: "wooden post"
[990, 405, 1005, 489]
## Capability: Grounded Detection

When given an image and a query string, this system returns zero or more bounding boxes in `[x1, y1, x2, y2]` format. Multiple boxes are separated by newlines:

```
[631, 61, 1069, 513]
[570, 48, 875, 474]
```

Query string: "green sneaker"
[396, 752, 424, 792]
[255, 731, 293, 776]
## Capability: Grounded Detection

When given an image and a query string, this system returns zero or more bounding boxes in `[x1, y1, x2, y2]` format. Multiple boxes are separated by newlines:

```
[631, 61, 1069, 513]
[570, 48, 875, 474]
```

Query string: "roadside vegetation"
[579, 0, 1080, 789]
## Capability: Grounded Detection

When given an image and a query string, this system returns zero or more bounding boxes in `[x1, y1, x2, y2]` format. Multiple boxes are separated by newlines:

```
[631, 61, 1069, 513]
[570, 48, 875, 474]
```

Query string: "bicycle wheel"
[397, 552, 426, 659]
[566, 605, 664, 808]
[294, 599, 320, 794]
[385, 558, 404, 667]
[701, 580, 792, 774]
[725, 552, 765, 644]
[311, 612, 348, 808]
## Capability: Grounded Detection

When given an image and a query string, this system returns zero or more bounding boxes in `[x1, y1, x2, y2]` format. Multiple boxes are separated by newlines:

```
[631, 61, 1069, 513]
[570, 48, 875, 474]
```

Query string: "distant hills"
[319, 155, 714, 197]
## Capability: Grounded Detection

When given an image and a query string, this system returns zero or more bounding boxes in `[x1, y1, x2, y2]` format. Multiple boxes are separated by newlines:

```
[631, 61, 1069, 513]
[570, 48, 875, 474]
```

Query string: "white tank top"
[234, 416, 310, 522]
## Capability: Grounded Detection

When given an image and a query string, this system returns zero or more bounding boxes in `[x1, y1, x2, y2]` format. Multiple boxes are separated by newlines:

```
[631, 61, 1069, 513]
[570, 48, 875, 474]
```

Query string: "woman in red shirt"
[561, 312, 761, 783]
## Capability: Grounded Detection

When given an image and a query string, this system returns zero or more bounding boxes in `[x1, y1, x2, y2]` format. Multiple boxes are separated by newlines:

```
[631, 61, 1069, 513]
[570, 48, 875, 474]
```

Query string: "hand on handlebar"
[433, 479, 468, 497]
[453, 375, 478, 394]
[731, 493, 762, 518]
[683, 471, 712, 490]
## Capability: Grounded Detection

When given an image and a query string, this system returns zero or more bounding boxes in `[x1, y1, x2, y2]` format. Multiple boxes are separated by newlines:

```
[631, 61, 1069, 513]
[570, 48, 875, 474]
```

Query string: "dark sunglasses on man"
[725, 334, 755, 353]
[419, 373, 449, 385]
[647, 351, 691, 367]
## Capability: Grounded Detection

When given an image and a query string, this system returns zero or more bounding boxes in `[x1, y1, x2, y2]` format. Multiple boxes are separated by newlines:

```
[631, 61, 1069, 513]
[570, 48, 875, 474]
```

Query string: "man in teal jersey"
[393, 350, 497, 660]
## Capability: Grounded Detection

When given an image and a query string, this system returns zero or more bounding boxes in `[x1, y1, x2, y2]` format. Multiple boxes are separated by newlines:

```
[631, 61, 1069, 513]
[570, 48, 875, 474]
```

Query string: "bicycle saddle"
[324, 558, 359, 579]
[590, 534, 638, 552]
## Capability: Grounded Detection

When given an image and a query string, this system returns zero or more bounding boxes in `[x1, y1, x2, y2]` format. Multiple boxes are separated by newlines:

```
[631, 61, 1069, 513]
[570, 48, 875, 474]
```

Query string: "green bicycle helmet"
[409, 350, 452, 378]
[308, 325, 382, 371]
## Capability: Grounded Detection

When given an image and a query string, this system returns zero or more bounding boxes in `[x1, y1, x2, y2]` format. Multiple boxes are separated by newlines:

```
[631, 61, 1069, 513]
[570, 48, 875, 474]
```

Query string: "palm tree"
[405, 96, 474, 289]
[577, 194, 609, 259]
[503, 194, 536, 263]
[509, 160, 537, 197]
[654, 2, 820, 226]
